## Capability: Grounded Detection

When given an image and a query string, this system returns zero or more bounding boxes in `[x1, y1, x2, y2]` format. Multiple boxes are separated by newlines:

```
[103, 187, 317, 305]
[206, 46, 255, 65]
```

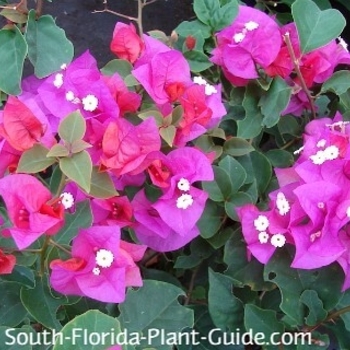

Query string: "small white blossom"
[310, 231, 322, 242]
[176, 194, 194, 209]
[338, 36, 349, 52]
[193, 76, 207, 85]
[177, 178, 191, 192]
[254, 215, 269, 232]
[95, 249, 114, 268]
[346, 206, 350, 218]
[245, 21, 259, 31]
[92, 267, 101, 276]
[53, 73, 64, 88]
[82, 94, 99, 112]
[204, 84, 218, 96]
[233, 32, 245, 43]
[310, 150, 326, 165]
[258, 231, 269, 244]
[293, 146, 304, 155]
[316, 139, 327, 148]
[324, 145, 340, 160]
[276, 192, 290, 215]
[65, 91, 75, 102]
[60, 192, 74, 209]
[317, 202, 325, 209]
[270, 234, 286, 248]
[60, 63, 67, 70]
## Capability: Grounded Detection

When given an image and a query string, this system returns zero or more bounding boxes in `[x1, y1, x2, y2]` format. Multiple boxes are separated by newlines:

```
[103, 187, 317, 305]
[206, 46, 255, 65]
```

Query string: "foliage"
[1, 0, 350, 349]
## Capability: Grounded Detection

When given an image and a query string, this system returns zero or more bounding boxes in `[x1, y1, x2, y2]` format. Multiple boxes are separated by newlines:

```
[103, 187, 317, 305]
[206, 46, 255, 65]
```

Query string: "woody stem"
[283, 33, 317, 120]
[39, 236, 51, 276]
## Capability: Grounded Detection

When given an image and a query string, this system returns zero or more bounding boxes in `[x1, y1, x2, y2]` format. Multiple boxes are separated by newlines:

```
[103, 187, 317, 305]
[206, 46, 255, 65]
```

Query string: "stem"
[283, 33, 317, 119]
[40, 236, 51, 276]
[137, 0, 143, 37]
[307, 304, 350, 333]
[49, 239, 71, 255]
[184, 265, 200, 306]
[35, 0, 43, 17]
[92, 8, 138, 22]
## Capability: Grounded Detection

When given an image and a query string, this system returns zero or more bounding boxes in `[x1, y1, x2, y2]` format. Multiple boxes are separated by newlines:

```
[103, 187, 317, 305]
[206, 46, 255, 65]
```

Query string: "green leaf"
[194, 0, 238, 31]
[0, 326, 35, 350]
[225, 192, 252, 221]
[16, 143, 56, 173]
[118, 280, 194, 350]
[250, 151, 272, 194]
[237, 84, 264, 139]
[25, 10, 74, 77]
[183, 50, 213, 73]
[244, 304, 284, 346]
[174, 237, 214, 269]
[89, 167, 118, 199]
[198, 200, 225, 239]
[59, 151, 92, 193]
[159, 125, 176, 147]
[0, 8, 27, 23]
[223, 137, 255, 157]
[321, 70, 350, 95]
[299, 290, 327, 326]
[1, 265, 35, 288]
[101, 59, 133, 77]
[70, 139, 92, 154]
[264, 247, 343, 326]
[0, 26, 27, 95]
[218, 156, 247, 193]
[260, 77, 292, 128]
[20, 276, 68, 330]
[292, 0, 346, 54]
[0, 282, 28, 327]
[202, 166, 232, 201]
[54, 200, 92, 245]
[175, 20, 212, 39]
[208, 270, 244, 331]
[266, 149, 294, 168]
[53, 310, 121, 350]
[58, 111, 86, 144]
[47, 144, 70, 158]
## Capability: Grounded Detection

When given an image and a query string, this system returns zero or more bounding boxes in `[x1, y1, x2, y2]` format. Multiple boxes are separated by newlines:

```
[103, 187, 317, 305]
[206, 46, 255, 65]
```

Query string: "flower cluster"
[0, 20, 219, 302]
[239, 113, 350, 290]
[211, 5, 350, 115]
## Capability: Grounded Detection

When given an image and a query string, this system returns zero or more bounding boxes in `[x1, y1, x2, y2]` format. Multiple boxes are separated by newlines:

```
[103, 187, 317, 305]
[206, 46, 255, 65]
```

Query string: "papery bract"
[0, 174, 64, 249]
[0, 249, 16, 274]
[49, 225, 146, 303]
[101, 117, 161, 176]
[110, 22, 144, 63]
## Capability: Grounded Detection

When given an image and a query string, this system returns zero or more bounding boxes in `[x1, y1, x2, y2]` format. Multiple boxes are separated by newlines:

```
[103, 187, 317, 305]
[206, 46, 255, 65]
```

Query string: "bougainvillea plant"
[3, 0, 350, 349]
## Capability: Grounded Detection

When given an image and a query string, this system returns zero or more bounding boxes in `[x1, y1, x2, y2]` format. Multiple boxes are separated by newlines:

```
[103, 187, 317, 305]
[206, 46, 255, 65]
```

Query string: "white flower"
[60, 192, 74, 209]
[95, 249, 114, 268]
[53, 73, 64, 88]
[276, 192, 290, 215]
[346, 206, 350, 218]
[60, 63, 67, 70]
[65, 91, 75, 102]
[258, 232, 269, 244]
[193, 76, 207, 85]
[176, 194, 194, 209]
[254, 215, 269, 232]
[310, 231, 321, 242]
[233, 32, 245, 43]
[293, 146, 304, 155]
[338, 36, 348, 52]
[92, 267, 101, 276]
[270, 234, 286, 248]
[317, 202, 325, 209]
[324, 145, 339, 160]
[177, 178, 190, 192]
[82, 94, 99, 112]
[245, 21, 259, 31]
[316, 139, 326, 148]
[204, 84, 218, 96]
[310, 150, 326, 165]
